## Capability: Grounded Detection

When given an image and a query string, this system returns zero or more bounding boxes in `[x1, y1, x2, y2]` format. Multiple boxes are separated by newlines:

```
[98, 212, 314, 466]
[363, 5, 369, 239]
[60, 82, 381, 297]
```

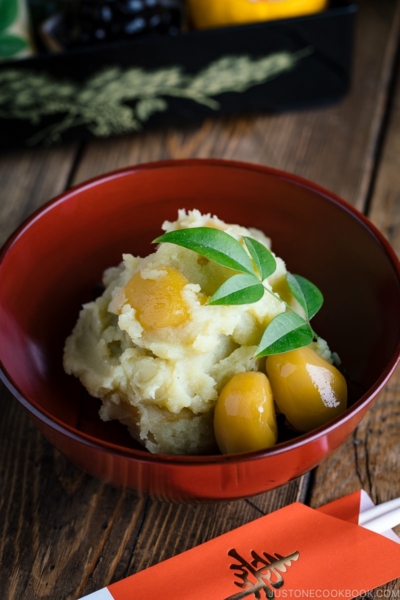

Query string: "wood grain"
[0, 0, 400, 598]
[368, 58, 400, 256]
[0, 145, 78, 246]
[309, 13, 400, 599]
[310, 27, 400, 512]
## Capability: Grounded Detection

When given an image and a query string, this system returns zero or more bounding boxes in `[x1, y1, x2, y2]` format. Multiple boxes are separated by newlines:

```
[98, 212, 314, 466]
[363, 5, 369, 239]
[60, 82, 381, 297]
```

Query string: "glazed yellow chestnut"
[214, 372, 278, 454]
[266, 346, 347, 432]
[124, 266, 189, 330]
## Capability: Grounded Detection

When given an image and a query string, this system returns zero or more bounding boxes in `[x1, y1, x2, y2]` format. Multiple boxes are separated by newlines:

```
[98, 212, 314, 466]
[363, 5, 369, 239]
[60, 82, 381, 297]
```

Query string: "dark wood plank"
[368, 73, 400, 255]
[309, 9, 400, 599]
[0, 145, 78, 246]
[310, 21, 400, 509]
[309, 0, 400, 509]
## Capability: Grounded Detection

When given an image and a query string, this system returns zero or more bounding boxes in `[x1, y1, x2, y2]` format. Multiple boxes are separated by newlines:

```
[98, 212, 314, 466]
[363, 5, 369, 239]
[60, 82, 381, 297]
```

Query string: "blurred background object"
[0, 0, 35, 60]
[186, 0, 329, 29]
[0, 0, 355, 150]
[39, 0, 184, 51]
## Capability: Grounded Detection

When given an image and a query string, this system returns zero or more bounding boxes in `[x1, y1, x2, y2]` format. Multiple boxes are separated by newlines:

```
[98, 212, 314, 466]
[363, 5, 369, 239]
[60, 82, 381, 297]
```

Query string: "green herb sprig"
[153, 227, 323, 356]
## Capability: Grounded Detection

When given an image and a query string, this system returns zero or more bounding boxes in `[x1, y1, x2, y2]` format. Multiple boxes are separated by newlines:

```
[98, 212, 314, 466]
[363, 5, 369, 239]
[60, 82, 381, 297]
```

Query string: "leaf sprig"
[153, 227, 323, 356]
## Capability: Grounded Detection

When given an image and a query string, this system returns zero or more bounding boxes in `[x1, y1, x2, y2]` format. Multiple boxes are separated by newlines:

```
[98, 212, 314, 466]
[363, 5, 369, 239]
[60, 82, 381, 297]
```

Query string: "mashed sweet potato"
[63, 209, 332, 454]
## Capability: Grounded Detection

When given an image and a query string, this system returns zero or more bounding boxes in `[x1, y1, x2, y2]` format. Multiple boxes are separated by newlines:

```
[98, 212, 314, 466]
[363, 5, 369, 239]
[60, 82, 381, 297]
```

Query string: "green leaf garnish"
[243, 236, 276, 281]
[155, 226, 324, 356]
[286, 273, 324, 320]
[255, 312, 314, 357]
[209, 273, 264, 305]
[154, 227, 255, 275]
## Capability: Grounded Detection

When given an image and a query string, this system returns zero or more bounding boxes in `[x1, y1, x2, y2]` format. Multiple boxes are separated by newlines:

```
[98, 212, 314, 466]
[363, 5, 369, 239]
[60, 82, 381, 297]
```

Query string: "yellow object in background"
[186, 0, 328, 29]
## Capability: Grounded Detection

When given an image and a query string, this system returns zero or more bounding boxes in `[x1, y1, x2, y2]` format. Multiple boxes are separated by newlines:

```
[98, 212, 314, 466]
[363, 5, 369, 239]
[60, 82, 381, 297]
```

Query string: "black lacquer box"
[0, 0, 357, 151]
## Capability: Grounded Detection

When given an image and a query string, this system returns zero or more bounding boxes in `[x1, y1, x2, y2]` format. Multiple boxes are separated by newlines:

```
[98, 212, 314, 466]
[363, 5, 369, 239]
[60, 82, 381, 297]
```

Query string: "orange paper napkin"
[81, 490, 400, 600]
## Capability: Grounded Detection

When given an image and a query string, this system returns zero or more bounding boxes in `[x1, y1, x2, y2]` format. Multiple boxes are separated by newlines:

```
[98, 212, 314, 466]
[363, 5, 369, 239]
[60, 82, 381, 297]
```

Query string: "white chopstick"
[359, 498, 400, 534]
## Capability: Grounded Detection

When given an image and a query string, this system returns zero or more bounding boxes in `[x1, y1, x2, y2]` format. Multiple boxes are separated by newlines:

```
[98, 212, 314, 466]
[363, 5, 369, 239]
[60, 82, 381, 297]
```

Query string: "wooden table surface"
[1, 0, 400, 597]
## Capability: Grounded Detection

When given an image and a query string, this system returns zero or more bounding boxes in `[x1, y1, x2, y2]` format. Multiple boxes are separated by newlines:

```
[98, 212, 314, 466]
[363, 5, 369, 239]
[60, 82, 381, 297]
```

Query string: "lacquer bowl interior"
[0, 159, 399, 502]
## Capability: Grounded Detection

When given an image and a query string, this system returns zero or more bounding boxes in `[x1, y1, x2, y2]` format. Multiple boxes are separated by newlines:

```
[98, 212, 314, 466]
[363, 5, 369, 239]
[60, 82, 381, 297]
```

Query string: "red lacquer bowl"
[1, 160, 399, 502]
